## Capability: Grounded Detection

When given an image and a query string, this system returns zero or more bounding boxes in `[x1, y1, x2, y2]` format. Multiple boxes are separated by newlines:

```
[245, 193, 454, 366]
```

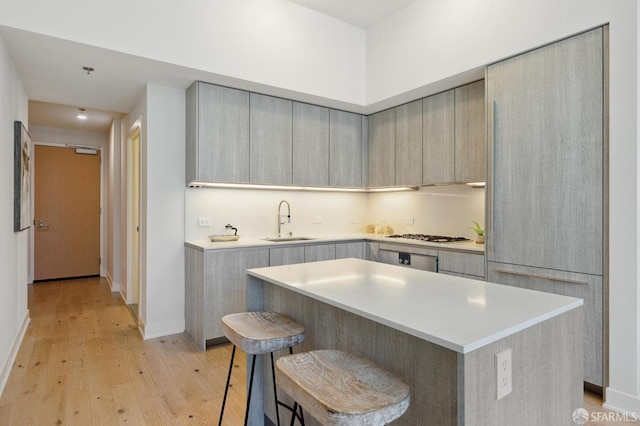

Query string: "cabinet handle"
[489, 101, 496, 253]
[492, 268, 588, 285]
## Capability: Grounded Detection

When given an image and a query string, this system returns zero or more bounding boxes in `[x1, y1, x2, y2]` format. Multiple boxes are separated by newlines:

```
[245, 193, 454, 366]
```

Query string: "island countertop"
[247, 258, 583, 354]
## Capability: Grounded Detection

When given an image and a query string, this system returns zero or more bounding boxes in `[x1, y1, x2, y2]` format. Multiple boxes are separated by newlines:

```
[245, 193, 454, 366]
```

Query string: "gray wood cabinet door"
[329, 110, 364, 187]
[335, 242, 365, 259]
[422, 90, 455, 185]
[368, 109, 396, 187]
[304, 244, 336, 262]
[395, 100, 423, 186]
[269, 246, 305, 267]
[487, 261, 603, 386]
[454, 80, 485, 183]
[438, 250, 485, 278]
[487, 27, 604, 275]
[293, 102, 329, 186]
[204, 249, 269, 341]
[186, 82, 250, 183]
[250, 93, 293, 184]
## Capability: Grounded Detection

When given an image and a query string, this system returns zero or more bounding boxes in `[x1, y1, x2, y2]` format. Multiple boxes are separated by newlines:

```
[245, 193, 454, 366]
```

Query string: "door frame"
[125, 119, 142, 309]
[29, 141, 105, 283]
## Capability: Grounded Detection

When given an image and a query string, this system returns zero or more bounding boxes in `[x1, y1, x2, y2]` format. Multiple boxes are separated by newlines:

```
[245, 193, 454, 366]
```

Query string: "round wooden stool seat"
[219, 312, 306, 426]
[276, 349, 410, 425]
[222, 311, 306, 354]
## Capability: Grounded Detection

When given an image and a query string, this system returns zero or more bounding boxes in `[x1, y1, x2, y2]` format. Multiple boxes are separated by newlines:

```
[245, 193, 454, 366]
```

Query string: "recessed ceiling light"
[77, 108, 87, 120]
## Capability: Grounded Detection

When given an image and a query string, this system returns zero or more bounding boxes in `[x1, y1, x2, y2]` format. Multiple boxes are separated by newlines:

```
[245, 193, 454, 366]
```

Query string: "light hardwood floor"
[0, 277, 636, 425]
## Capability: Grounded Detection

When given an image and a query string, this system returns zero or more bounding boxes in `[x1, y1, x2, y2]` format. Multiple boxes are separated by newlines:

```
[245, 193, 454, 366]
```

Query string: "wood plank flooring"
[0, 276, 636, 425]
[0, 278, 246, 425]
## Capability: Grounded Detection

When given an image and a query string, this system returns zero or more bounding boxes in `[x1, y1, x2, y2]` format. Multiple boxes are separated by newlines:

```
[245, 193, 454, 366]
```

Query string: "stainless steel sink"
[262, 236, 316, 242]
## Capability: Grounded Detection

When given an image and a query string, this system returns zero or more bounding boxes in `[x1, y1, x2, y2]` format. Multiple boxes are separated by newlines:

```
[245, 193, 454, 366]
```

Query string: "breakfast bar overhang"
[245, 258, 584, 426]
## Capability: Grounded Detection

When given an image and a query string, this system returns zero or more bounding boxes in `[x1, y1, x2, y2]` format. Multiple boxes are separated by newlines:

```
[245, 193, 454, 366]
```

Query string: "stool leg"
[289, 402, 298, 426]
[270, 352, 282, 426]
[288, 347, 305, 426]
[218, 345, 236, 426]
[244, 354, 257, 426]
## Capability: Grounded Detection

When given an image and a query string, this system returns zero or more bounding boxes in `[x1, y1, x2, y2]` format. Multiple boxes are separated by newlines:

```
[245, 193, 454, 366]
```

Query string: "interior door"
[34, 145, 101, 281]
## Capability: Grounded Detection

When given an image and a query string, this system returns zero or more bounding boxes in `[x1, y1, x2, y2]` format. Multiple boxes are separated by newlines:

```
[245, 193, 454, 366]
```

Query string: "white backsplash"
[367, 185, 485, 239]
[185, 188, 369, 241]
[185, 184, 485, 241]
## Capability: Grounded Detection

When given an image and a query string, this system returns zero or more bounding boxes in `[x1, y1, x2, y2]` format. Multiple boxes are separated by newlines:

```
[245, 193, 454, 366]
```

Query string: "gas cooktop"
[386, 234, 470, 243]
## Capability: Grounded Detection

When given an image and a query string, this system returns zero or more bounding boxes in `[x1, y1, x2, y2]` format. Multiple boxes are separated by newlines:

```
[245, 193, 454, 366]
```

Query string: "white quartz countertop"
[247, 258, 582, 354]
[185, 233, 484, 253]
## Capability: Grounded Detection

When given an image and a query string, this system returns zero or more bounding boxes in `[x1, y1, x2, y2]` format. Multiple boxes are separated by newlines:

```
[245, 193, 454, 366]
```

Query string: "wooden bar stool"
[218, 311, 306, 426]
[276, 349, 410, 426]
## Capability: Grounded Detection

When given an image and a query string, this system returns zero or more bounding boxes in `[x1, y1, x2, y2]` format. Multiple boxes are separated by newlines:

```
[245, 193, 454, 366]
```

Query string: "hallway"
[0, 278, 246, 425]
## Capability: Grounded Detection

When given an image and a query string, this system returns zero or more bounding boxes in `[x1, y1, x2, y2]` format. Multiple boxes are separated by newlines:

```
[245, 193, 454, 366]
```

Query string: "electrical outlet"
[495, 349, 512, 400]
[198, 217, 211, 227]
[405, 217, 415, 225]
[312, 216, 322, 224]
[350, 217, 359, 224]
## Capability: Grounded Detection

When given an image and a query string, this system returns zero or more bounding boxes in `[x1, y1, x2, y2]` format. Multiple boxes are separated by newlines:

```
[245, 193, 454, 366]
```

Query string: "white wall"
[185, 189, 369, 241]
[141, 85, 186, 339]
[28, 126, 108, 149]
[0, 35, 29, 396]
[367, 0, 620, 104]
[0, 0, 366, 106]
[365, 0, 639, 415]
[107, 119, 122, 292]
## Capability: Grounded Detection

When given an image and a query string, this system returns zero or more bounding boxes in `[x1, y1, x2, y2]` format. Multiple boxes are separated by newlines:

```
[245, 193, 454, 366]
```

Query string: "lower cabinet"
[438, 250, 485, 279]
[335, 242, 365, 259]
[185, 246, 269, 351]
[184, 240, 403, 352]
[269, 246, 305, 266]
[487, 261, 603, 387]
[304, 244, 336, 262]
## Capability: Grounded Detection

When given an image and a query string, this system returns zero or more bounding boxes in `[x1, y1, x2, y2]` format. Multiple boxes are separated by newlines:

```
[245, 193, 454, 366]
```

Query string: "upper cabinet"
[250, 93, 293, 184]
[395, 100, 423, 186]
[293, 102, 329, 186]
[422, 90, 455, 185]
[186, 82, 368, 189]
[368, 81, 485, 188]
[368, 108, 396, 187]
[329, 110, 366, 187]
[186, 81, 484, 189]
[454, 80, 485, 183]
[186, 82, 250, 184]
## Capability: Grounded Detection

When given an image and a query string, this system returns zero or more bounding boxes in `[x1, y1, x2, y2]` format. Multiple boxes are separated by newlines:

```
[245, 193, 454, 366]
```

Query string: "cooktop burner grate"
[386, 234, 470, 243]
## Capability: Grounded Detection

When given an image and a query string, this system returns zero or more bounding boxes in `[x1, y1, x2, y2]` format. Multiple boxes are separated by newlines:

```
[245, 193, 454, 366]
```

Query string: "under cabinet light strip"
[187, 181, 418, 193]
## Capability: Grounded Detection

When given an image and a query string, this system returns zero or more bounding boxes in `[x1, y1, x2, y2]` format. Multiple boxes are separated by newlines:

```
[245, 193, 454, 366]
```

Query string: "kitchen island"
[245, 258, 584, 426]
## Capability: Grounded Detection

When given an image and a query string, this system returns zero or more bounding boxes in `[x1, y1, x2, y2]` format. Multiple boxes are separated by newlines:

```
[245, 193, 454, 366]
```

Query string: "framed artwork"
[14, 120, 31, 232]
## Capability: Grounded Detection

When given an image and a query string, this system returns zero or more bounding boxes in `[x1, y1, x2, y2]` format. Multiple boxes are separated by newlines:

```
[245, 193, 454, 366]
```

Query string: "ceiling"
[2, 1, 419, 134]
[290, 0, 417, 29]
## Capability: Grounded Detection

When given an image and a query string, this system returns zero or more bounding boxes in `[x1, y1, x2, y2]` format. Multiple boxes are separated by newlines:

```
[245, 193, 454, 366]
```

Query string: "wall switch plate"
[350, 217, 359, 224]
[495, 349, 512, 400]
[312, 216, 322, 224]
[405, 217, 415, 225]
[198, 217, 211, 227]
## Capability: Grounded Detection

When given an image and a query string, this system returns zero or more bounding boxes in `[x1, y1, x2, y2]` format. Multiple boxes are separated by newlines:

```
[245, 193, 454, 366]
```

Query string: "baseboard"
[105, 272, 121, 293]
[139, 318, 185, 340]
[0, 310, 30, 398]
[603, 387, 640, 420]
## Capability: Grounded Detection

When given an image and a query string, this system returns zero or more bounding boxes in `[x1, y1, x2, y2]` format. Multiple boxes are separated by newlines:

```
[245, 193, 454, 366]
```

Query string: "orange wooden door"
[34, 145, 101, 281]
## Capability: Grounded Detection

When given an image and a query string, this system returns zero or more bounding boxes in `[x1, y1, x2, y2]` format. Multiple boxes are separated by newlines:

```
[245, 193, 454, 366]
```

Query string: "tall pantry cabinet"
[486, 27, 607, 387]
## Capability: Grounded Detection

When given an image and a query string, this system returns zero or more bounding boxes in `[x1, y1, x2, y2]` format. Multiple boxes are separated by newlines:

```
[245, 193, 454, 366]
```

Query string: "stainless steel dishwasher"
[377, 248, 438, 272]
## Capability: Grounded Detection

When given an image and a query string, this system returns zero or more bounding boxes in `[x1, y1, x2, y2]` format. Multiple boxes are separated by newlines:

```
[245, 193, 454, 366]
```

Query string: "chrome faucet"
[277, 200, 291, 237]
